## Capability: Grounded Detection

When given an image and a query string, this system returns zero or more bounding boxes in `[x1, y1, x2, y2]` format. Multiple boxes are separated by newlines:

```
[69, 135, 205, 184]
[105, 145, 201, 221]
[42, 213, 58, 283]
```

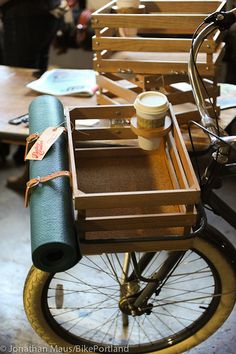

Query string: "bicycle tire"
[24, 228, 236, 354]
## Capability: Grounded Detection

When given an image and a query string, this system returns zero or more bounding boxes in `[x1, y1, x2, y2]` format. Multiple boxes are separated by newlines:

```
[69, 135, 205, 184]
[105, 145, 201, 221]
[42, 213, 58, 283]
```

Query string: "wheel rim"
[41, 249, 221, 353]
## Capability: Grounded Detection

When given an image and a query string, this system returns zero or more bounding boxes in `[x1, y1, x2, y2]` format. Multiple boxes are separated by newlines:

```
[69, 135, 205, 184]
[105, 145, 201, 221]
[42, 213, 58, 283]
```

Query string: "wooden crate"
[92, 0, 226, 77]
[96, 73, 220, 125]
[66, 104, 200, 254]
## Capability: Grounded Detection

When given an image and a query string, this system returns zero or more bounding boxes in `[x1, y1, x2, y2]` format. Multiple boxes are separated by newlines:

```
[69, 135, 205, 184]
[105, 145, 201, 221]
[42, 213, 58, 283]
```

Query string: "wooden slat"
[70, 104, 135, 121]
[65, 108, 79, 193]
[74, 146, 152, 159]
[100, 48, 223, 65]
[184, 204, 194, 235]
[95, 13, 196, 27]
[168, 133, 189, 189]
[74, 189, 200, 210]
[78, 213, 196, 232]
[80, 237, 194, 255]
[74, 126, 136, 141]
[92, 14, 207, 32]
[97, 74, 137, 102]
[93, 36, 215, 53]
[141, 0, 225, 14]
[164, 146, 187, 214]
[164, 146, 180, 189]
[96, 92, 119, 105]
[94, 59, 215, 76]
[171, 106, 200, 189]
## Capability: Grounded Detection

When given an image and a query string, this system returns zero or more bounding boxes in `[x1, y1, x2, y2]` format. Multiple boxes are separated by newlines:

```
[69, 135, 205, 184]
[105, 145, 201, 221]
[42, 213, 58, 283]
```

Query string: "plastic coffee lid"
[117, 0, 140, 8]
[134, 91, 169, 115]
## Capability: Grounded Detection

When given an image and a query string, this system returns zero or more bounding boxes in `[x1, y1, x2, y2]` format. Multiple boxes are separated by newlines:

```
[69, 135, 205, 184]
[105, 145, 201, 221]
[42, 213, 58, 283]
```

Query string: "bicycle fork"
[119, 251, 186, 318]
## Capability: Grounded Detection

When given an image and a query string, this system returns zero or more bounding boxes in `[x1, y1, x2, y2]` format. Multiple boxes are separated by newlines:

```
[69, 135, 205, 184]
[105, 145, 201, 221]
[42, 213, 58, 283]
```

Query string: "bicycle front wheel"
[24, 231, 236, 354]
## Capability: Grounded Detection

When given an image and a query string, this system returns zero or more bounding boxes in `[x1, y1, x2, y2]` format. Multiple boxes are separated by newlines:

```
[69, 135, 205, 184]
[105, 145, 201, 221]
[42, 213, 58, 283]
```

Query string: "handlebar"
[188, 8, 236, 159]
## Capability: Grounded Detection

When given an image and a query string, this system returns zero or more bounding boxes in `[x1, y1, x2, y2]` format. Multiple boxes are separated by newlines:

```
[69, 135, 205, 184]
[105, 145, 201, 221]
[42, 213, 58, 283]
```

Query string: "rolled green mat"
[28, 95, 81, 273]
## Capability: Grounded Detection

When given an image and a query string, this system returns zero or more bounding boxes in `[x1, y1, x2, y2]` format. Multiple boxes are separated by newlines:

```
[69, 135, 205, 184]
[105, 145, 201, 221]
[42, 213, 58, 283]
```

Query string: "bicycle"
[23, 8, 236, 354]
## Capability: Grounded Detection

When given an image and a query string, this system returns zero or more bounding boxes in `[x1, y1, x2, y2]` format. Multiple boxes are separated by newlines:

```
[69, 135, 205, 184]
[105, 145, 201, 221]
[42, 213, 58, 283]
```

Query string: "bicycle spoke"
[160, 305, 191, 328]
[145, 313, 167, 337]
[101, 309, 120, 342]
[163, 284, 214, 295]
[132, 316, 155, 345]
[79, 309, 120, 339]
[153, 309, 198, 322]
[104, 254, 122, 286]
[112, 310, 120, 345]
[81, 256, 118, 280]
[166, 272, 212, 285]
[143, 252, 163, 275]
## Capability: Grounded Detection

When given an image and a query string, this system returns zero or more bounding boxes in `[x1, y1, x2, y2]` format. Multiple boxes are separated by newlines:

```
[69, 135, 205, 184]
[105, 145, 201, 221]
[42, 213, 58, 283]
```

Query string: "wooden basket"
[66, 104, 200, 254]
[92, 0, 226, 77]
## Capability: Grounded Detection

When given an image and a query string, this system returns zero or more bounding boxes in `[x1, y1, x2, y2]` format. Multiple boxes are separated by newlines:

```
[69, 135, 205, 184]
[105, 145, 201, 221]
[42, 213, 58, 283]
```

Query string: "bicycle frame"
[123, 8, 236, 310]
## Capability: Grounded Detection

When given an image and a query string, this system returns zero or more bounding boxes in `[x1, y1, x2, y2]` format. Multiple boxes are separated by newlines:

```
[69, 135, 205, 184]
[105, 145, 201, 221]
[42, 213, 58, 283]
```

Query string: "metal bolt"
[118, 68, 133, 74]
[216, 13, 224, 21]
[96, 42, 100, 46]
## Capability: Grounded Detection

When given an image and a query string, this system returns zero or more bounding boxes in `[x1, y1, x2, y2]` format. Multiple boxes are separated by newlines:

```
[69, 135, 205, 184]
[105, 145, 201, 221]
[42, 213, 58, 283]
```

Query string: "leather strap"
[25, 170, 71, 207]
[24, 132, 40, 161]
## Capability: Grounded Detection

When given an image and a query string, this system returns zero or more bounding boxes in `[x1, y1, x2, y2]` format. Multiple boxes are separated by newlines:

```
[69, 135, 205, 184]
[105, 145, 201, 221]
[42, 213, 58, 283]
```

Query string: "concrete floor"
[0, 157, 235, 354]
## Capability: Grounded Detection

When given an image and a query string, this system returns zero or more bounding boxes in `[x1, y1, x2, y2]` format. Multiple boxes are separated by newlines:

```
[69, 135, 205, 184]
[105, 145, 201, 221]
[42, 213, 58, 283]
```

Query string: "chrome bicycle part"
[188, 9, 236, 160]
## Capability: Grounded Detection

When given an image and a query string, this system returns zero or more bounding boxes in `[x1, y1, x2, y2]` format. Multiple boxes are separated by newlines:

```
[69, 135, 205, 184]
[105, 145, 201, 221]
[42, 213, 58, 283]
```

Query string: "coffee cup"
[116, 0, 140, 37]
[133, 91, 169, 150]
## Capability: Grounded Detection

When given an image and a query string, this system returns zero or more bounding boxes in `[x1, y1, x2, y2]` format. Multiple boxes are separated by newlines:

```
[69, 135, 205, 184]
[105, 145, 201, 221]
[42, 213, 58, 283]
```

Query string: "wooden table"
[0, 65, 96, 144]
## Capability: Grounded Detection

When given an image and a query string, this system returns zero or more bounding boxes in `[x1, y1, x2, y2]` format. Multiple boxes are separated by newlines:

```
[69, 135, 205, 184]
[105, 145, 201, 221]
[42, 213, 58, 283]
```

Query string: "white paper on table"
[26, 69, 98, 97]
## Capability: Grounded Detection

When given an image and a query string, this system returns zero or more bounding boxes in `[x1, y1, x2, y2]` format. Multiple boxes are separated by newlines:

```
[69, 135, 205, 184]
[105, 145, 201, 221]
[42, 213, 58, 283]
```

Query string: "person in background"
[0, 0, 67, 74]
[0, 0, 68, 187]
